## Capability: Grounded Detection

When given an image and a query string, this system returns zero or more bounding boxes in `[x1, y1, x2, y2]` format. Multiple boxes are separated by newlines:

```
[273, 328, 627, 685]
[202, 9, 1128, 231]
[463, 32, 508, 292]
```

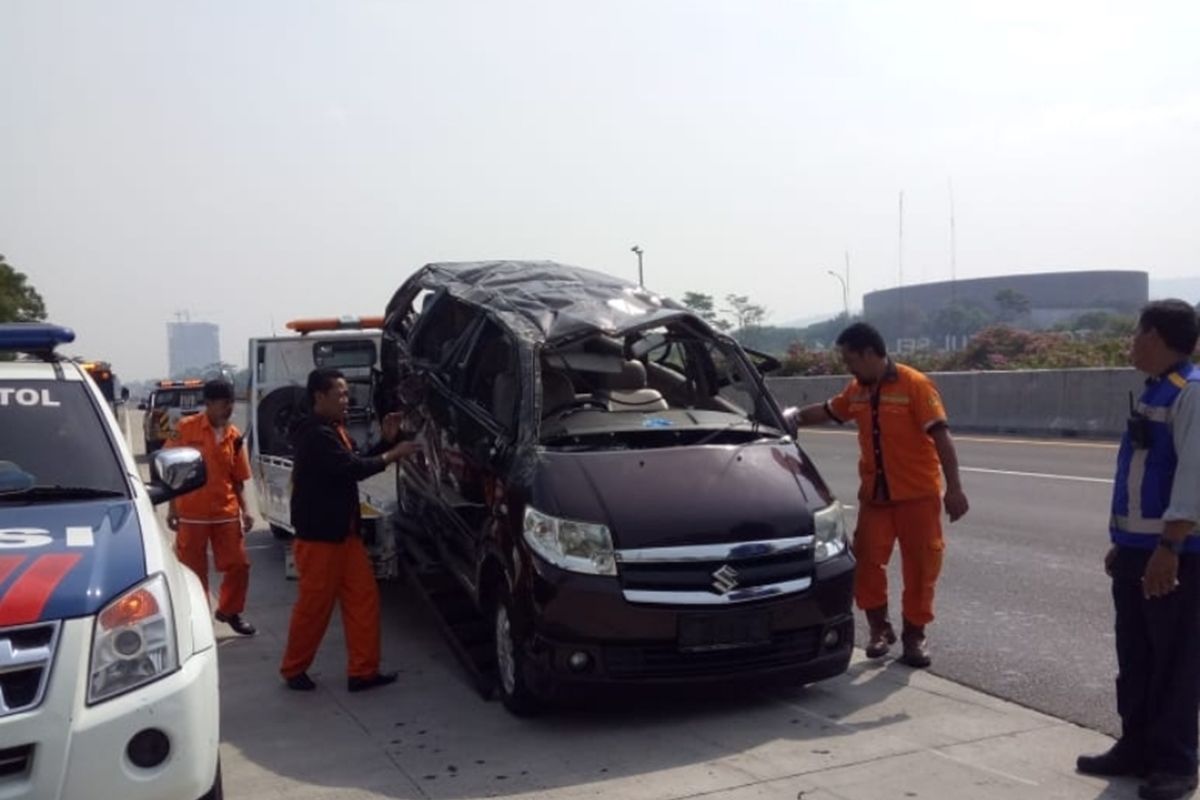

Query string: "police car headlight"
[814, 501, 848, 562]
[523, 507, 617, 576]
[88, 574, 179, 704]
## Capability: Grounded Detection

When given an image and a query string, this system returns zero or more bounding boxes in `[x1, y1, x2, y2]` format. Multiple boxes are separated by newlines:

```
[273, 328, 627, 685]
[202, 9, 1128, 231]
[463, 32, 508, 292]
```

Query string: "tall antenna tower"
[949, 178, 958, 305]
[898, 190, 905, 341]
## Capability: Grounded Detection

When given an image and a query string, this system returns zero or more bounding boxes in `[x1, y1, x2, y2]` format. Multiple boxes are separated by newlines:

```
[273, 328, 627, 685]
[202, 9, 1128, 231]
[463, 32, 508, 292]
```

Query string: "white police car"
[0, 324, 221, 799]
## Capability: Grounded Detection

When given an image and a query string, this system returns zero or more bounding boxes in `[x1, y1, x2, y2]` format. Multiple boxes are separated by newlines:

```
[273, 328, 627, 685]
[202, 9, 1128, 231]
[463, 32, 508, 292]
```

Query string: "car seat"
[594, 360, 668, 412]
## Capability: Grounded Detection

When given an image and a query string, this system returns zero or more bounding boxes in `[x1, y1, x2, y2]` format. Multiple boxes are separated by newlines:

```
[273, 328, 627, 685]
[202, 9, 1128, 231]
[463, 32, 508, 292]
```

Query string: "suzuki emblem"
[711, 564, 740, 594]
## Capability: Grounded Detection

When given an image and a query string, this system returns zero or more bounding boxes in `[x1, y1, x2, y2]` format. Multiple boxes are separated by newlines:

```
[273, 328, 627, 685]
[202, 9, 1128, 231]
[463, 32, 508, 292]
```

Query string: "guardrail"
[767, 367, 1145, 439]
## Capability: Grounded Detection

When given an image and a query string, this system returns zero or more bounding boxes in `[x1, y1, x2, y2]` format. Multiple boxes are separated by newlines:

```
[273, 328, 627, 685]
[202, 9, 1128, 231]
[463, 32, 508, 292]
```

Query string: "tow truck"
[79, 361, 121, 414]
[140, 379, 205, 454]
[246, 317, 400, 579]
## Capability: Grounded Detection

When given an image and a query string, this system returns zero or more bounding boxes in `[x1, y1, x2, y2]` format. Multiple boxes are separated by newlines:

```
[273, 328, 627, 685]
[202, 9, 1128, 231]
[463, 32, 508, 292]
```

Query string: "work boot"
[1076, 742, 1146, 778]
[348, 671, 399, 693]
[1139, 772, 1199, 800]
[215, 611, 257, 636]
[285, 672, 317, 691]
[900, 620, 932, 668]
[864, 606, 897, 659]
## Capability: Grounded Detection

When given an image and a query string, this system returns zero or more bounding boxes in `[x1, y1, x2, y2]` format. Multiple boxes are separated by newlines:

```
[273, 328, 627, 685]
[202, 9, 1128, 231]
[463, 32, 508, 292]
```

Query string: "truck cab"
[246, 317, 400, 579]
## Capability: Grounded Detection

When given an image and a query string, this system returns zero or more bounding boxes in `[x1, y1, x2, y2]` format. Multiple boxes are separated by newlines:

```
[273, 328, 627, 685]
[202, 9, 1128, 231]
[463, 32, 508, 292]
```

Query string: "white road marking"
[929, 748, 1041, 787]
[961, 466, 1112, 484]
[801, 427, 1118, 450]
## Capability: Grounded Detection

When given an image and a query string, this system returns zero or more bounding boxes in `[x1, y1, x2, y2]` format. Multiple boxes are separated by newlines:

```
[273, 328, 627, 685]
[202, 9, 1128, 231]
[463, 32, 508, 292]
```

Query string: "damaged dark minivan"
[379, 261, 854, 713]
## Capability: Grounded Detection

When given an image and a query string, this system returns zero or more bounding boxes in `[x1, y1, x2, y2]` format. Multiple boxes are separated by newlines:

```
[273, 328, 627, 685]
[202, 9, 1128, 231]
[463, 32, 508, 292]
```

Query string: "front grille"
[603, 627, 822, 679]
[620, 552, 812, 593]
[0, 622, 59, 718]
[0, 745, 33, 780]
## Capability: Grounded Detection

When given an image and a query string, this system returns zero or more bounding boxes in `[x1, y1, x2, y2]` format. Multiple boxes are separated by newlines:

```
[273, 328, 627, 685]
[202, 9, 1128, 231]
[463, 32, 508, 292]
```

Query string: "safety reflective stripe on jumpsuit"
[1111, 366, 1200, 548]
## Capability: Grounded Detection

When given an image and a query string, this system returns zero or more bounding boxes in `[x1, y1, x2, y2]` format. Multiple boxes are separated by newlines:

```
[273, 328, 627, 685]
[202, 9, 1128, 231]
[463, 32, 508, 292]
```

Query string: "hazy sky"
[3, 1, 1198, 379]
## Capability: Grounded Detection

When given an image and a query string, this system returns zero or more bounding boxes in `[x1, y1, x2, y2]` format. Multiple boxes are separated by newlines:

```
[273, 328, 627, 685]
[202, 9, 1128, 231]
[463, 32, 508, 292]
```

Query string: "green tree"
[927, 303, 993, 340]
[681, 291, 731, 331]
[0, 255, 47, 322]
[723, 293, 768, 333]
[1054, 311, 1136, 338]
[993, 289, 1031, 323]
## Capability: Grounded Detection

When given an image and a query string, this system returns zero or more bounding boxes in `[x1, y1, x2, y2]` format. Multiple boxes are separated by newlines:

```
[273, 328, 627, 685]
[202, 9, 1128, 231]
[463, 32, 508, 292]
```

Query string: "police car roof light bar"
[0, 323, 77, 357]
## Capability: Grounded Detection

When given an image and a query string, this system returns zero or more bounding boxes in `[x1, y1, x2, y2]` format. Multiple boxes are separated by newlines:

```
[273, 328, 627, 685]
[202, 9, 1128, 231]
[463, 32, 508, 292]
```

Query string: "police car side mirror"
[147, 447, 207, 506]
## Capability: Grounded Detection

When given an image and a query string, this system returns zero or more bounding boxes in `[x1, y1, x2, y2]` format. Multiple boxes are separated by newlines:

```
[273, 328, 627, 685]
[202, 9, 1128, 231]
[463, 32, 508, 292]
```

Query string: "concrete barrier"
[767, 367, 1146, 439]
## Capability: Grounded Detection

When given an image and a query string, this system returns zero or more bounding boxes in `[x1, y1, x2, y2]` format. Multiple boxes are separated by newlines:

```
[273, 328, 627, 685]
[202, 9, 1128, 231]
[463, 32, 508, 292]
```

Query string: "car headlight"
[88, 573, 179, 704]
[523, 506, 617, 576]
[814, 501, 848, 562]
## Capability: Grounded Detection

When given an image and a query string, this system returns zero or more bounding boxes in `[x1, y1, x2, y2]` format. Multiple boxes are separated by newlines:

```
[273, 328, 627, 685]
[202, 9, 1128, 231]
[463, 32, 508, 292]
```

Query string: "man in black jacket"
[280, 368, 419, 692]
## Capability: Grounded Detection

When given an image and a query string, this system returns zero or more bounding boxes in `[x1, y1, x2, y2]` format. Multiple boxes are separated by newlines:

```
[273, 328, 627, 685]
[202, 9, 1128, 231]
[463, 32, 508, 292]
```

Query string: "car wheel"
[492, 583, 543, 716]
[269, 524, 293, 540]
[200, 759, 223, 800]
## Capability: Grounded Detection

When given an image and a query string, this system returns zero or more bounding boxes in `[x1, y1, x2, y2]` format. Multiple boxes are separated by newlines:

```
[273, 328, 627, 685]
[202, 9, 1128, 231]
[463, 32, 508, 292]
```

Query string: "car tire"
[269, 524, 293, 540]
[491, 582, 544, 717]
[199, 759, 223, 800]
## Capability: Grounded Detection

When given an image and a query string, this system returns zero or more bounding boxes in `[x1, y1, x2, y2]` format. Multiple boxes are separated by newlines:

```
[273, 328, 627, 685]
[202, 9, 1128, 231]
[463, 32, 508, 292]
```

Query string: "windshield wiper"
[0, 486, 126, 501]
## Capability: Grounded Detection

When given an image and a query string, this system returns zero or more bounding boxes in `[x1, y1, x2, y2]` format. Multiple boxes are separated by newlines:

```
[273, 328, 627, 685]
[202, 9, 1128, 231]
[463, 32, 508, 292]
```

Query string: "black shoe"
[1139, 772, 1199, 800]
[215, 611, 257, 636]
[1077, 745, 1146, 778]
[347, 671, 398, 693]
[285, 672, 317, 691]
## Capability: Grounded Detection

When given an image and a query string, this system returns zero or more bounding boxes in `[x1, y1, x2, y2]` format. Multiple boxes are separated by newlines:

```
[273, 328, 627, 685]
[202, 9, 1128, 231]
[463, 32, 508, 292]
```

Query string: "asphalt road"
[798, 427, 1123, 737]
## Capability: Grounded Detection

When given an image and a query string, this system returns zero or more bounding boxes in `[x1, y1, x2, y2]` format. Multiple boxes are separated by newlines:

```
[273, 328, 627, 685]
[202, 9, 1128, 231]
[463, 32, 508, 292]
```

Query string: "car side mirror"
[781, 406, 801, 438]
[137, 402, 148, 411]
[744, 348, 782, 375]
[147, 447, 207, 505]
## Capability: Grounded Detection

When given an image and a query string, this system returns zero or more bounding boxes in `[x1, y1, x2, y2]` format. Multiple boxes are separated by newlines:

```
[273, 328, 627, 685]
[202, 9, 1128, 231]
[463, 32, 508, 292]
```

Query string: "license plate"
[678, 612, 771, 652]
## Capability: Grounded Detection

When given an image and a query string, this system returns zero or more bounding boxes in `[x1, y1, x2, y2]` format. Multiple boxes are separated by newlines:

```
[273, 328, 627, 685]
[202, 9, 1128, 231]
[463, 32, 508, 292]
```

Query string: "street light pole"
[630, 245, 644, 288]
[827, 270, 849, 319]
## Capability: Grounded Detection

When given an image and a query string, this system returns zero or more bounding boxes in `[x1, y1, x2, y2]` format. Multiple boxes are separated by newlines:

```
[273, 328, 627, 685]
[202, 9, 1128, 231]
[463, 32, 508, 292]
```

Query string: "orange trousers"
[280, 536, 381, 680]
[175, 521, 250, 617]
[852, 495, 944, 626]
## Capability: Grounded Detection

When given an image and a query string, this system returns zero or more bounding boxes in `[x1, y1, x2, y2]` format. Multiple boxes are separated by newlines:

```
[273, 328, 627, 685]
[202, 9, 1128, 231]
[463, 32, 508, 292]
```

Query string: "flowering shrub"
[777, 325, 1136, 376]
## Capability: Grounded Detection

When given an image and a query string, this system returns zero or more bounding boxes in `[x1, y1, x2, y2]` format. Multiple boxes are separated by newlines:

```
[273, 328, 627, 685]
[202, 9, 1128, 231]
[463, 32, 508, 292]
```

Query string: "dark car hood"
[531, 441, 831, 549]
[0, 499, 147, 626]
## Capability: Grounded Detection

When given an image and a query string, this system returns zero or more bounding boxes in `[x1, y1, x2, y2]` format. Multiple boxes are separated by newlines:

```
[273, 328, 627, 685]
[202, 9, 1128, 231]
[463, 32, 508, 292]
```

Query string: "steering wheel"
[552, 397, 609, 420]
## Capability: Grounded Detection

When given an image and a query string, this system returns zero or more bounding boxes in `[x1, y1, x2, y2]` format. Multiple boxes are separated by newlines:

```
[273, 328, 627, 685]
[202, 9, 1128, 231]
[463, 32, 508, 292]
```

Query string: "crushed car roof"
[394, 261, 693, 344]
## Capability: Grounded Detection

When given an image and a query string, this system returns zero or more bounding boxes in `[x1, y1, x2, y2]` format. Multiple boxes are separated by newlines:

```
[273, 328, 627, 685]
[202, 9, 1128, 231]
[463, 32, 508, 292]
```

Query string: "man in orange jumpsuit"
[167, 379, 256, 635]
[280, 368, 420, 692]
[795, 322, 969, 667]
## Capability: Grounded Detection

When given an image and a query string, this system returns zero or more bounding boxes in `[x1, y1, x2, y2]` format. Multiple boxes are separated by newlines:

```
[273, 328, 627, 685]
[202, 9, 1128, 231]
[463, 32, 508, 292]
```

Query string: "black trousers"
[1112, 546, 1200, 775]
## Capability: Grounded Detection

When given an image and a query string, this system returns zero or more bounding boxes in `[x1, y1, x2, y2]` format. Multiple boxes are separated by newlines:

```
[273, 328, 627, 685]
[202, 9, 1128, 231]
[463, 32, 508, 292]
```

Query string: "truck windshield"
[0, 381, 129, 500]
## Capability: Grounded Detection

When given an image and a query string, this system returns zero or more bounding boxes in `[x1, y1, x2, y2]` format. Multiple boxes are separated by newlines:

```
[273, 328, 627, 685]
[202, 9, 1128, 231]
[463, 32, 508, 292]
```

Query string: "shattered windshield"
[538, 324, 784, 451]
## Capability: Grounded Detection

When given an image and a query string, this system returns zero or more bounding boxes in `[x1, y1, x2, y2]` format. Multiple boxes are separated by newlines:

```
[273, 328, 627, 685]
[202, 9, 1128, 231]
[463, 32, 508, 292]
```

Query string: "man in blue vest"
[1077, 299, 1200, 800]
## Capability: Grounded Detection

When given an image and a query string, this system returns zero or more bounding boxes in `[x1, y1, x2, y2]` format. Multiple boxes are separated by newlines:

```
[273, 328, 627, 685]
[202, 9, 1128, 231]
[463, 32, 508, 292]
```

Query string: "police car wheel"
[199, 759, 223, 800]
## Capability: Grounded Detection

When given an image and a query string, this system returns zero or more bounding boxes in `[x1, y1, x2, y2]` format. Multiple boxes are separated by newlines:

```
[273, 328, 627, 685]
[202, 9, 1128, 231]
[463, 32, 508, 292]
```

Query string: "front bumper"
[521, 551, 855, 693]
[0, 617, 219, 800]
